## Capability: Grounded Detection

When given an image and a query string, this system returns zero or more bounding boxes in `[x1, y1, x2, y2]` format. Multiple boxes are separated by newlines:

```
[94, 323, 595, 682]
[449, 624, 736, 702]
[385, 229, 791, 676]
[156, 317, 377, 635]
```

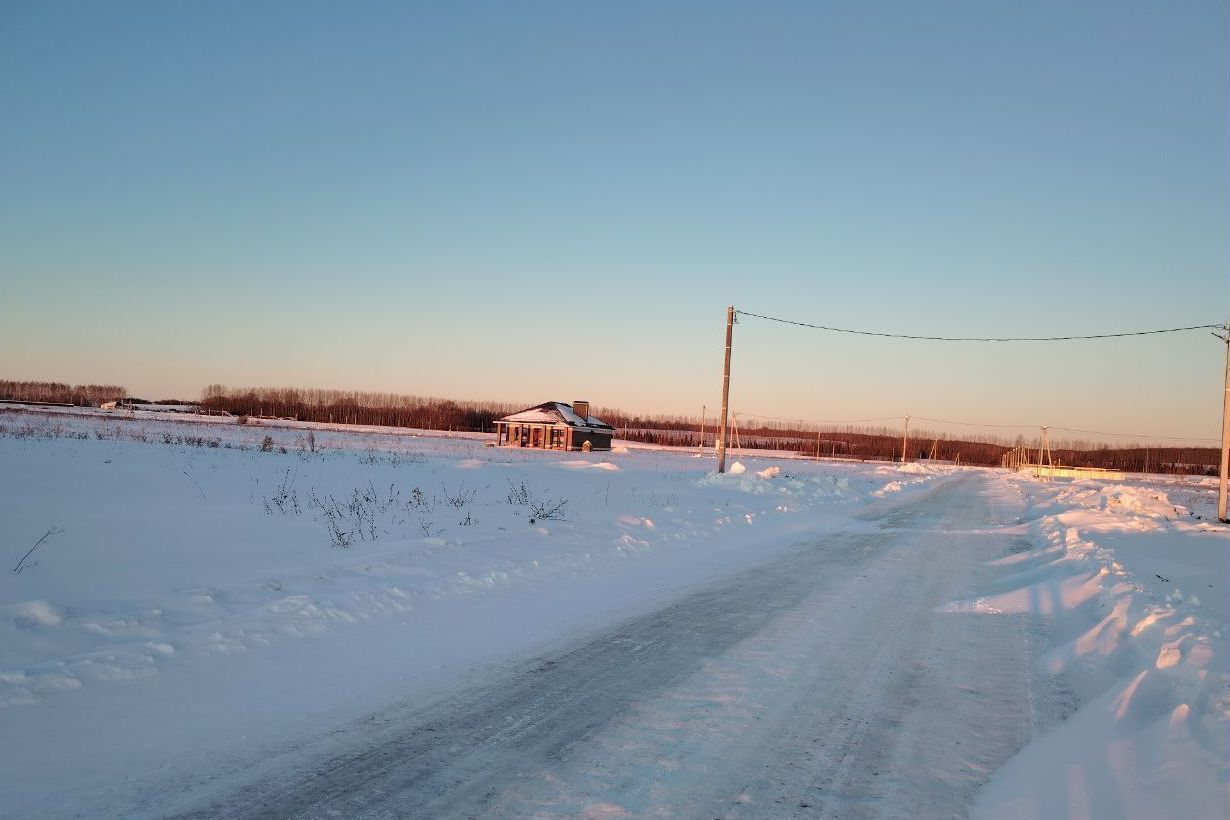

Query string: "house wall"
[494, 422, 612, 451]
[496, 422, 574, 450]
[568, 429, 613, 451]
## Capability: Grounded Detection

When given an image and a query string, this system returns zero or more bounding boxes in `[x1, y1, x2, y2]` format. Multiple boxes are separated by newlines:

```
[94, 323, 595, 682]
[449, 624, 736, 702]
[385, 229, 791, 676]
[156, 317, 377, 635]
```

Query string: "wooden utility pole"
[1037, 426, 1053, 479]
[717, 306, 734, 474]
[700, 404, 706, 451]
[901, 414, 911, 463]
[1218, 325, 1230, 522]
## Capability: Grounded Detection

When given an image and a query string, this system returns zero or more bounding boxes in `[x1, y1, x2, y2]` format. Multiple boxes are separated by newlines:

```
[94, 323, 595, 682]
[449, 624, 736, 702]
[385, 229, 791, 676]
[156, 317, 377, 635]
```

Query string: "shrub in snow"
[12, 526, 65, 574]
[441, 482, 481, 510]
[506, 480, 532, 506]
[529, 496, 568, 524]
[503, 479, 568, 524]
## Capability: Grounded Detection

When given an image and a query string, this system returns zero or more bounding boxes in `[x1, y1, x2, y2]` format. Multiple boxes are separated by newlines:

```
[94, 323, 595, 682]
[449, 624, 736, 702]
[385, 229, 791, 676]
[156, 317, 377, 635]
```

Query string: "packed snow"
[0, 407, 1224, 818]
[969, 473, 1229, 820]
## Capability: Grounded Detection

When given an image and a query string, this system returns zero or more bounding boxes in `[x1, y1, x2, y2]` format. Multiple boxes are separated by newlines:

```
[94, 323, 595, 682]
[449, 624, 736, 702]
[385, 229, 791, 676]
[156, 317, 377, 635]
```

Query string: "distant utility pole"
[700, 404, 706, 451]
[717, 306, 735, 474]
[1037, 426, 1053, 480]
[1217, 324, 1230, 522]
[901, 414, 911, 463]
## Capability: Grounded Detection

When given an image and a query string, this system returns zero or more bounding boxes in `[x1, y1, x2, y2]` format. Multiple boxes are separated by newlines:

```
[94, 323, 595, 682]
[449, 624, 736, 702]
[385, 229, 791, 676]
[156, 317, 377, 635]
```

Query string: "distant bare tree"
[195, 383, 1218, 472]
[0, 380, 126, 406]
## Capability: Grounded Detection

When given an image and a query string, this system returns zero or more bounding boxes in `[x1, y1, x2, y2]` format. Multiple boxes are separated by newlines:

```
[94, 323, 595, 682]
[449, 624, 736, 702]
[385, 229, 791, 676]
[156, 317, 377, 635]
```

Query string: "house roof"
[498, 402, 614, 430]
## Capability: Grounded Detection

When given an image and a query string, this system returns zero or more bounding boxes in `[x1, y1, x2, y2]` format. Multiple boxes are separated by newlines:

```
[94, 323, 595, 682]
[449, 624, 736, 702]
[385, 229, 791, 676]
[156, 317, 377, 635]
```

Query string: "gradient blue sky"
[2, 1, 1226, 442]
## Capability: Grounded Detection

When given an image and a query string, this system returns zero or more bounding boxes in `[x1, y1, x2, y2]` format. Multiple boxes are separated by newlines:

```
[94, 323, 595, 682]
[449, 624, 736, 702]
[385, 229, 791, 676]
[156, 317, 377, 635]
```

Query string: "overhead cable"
[1049, 426, 1219, 443]
[913, 415, 1035, 429]
[735, 411, 1217, 444]
[735, 310, 1224, 342]
[734, 411, 902, 426]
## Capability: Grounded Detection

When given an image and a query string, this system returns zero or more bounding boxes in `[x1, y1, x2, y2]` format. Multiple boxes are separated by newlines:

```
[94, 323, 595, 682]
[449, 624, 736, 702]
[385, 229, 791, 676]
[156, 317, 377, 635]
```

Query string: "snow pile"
[697, 464, 857, 502]
[967, 476, 1229, 820]
[874, 480, 904, 496]
[871, 461, 946, 496]
[1055, 482, 1181, 519]
[10, 599, 64, 628]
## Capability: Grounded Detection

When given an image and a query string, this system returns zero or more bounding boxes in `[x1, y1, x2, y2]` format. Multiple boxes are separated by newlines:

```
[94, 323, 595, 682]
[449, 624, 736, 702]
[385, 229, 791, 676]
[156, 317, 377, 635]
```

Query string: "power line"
[913, 415, 1036, 429]
[735, 410, 1218, 444]
[735, 310, 1224, 342]
[1050, 426, 1219, 443]
[920, 415, 1221, 443]
[734, 411, 901, 426]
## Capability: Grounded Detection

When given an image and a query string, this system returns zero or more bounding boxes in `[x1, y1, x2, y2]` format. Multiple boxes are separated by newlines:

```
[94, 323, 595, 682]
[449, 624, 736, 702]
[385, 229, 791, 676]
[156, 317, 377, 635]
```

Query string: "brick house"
[494, 401, 615, 451]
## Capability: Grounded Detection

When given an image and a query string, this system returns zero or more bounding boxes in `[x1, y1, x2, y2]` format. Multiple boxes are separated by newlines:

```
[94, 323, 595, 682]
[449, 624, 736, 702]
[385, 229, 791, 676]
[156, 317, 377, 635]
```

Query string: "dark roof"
[498, 401, 614, 430]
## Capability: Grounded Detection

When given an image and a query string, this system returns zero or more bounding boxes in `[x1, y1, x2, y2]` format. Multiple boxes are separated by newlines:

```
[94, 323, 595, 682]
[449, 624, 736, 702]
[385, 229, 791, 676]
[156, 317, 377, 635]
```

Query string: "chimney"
[572, 400, 590, 421]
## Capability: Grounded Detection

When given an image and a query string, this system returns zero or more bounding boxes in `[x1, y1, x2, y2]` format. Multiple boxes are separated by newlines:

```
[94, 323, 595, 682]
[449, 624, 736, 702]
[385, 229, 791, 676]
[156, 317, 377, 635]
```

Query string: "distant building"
[101, 399, 206, 414]
[494, 401, 615, 451]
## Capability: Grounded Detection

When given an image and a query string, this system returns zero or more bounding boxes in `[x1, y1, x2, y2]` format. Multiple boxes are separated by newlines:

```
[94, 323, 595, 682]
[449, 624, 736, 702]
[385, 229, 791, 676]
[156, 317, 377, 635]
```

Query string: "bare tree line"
[6, 380, 1211, 474]
[200, 384, 525, 431]
[618, 419, 1217, 473]
[0, 380, 126, 407]
[1047, 445, 1219, 475]
[199, 385, 1218, 473]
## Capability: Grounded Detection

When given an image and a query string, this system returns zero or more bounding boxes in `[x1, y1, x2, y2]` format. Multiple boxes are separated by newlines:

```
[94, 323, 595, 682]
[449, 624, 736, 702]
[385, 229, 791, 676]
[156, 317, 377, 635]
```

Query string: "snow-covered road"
[5, 412, 1224, 818]
[182, 473, 1034, 819]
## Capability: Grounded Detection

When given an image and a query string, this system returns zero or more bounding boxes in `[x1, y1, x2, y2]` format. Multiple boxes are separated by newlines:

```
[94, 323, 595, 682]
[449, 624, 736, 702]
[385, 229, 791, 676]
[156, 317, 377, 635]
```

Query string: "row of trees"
[0, 380, 126, 407]
[200, 385, 525, 431]
[622, 420, 1219, 473]
[191, 384, 1216, 474]
[716, 421, 1010, 464]
[3, 380, 1214, 474]
[1048, 445, 1219, 475]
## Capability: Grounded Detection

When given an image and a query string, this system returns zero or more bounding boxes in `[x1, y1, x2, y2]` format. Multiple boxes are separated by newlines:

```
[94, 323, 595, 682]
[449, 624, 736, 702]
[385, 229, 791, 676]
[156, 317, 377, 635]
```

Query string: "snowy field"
[0, 407, 1226, 818]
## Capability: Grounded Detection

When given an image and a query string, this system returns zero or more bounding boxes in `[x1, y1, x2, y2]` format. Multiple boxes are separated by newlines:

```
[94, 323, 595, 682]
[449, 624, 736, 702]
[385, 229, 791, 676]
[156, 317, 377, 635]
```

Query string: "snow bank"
[870, 461, 948, 496]
[966, 475, 1229, 820]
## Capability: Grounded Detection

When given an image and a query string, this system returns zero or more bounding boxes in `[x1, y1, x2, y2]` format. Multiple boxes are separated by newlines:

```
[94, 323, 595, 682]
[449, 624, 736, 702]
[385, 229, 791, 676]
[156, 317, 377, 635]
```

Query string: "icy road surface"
[183, 473, 1034, 819]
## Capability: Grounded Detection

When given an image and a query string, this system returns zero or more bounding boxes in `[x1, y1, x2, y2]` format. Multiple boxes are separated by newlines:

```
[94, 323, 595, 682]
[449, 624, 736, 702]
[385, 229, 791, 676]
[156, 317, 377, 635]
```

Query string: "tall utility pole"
[1218, 324, 1230, 522]
[700, 404, 706, 451]
[901, 414, 911, 463]
[1037, 426, 1053, 479]
[717, 306, 735, 474]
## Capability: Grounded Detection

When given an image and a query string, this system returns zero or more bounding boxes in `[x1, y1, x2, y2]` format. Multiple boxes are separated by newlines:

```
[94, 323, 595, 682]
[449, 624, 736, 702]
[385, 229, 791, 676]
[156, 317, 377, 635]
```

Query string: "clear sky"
[2, 1, 1226, 443]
